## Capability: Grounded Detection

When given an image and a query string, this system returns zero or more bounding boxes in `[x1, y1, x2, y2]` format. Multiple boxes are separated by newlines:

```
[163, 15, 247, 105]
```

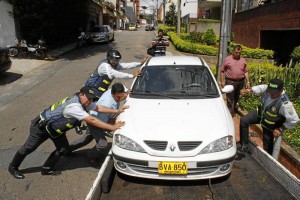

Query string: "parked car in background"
[129, 23, 137, 31]
[88, 25, 114, 43]
[145, 24, 155, 31]
[0, 48, 12, 73]
[112, 56, 236, 180]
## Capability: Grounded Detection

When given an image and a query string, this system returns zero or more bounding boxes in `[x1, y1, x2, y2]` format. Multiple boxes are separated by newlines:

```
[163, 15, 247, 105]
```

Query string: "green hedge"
[167, 30, 274, 59]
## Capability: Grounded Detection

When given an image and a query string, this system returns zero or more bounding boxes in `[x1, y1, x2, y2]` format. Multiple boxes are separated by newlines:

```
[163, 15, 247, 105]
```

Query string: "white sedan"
[112, 56, 236, 180]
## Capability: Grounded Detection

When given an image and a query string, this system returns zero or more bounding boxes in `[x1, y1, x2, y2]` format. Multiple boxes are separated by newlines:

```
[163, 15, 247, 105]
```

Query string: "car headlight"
[114, 134, 146, 153]
[200, 136, 233, 154]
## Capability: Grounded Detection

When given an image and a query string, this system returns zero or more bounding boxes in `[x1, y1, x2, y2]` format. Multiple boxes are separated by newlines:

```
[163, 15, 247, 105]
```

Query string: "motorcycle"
[147, 36, 169, 57]
[8, 39, 47, 60]
[77, 31, 90, 48]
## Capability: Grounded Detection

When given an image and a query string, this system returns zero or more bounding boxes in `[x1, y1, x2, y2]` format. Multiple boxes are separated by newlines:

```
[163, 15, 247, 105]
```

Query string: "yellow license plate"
[158, 162, 188, 175]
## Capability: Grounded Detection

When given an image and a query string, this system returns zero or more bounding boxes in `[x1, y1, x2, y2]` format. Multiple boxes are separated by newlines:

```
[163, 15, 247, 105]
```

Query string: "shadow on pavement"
[0, 72, 23, 85]
[19, 149, 96, 176]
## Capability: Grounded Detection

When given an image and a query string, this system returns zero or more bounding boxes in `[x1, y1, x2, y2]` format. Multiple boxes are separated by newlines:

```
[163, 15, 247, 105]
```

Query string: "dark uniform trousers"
[10, 116, 70, 170]
[225, 78, 244, 116]
[240, 110, 276, 155]
[87, 125, 109, 160]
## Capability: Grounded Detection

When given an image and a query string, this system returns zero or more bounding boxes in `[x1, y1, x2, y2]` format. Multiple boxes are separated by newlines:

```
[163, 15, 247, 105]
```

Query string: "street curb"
[85, 151, 112, 200]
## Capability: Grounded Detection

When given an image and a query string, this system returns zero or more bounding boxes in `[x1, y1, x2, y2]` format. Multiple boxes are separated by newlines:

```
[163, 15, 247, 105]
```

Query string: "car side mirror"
[221, 85, 234, 93]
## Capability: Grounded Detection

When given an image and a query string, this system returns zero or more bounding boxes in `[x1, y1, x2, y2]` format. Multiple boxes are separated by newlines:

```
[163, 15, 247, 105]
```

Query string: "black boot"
[8, 151, 26, 179]
[41, 150, 62, 176]
[41, 167, 61, 176]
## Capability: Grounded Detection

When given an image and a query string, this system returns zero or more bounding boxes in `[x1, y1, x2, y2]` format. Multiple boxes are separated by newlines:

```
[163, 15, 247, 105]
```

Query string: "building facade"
[232, 0, 300, 65]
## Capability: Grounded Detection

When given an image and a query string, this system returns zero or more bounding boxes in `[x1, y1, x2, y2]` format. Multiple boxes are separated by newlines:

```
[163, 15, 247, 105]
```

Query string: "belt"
[226, 77, 245, 82]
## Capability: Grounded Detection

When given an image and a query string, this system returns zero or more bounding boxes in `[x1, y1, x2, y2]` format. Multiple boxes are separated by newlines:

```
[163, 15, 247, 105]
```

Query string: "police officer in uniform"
[8, 86, 126, 179]
[239, 78, 299, 154]
[84, 49, 147, 100]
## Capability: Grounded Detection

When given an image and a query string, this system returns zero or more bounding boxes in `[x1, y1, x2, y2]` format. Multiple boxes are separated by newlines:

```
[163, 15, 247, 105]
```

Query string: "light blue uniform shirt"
[89, 89, 119, 122]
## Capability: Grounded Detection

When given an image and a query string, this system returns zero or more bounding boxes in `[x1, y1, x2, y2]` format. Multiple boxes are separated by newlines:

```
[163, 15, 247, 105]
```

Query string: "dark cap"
[266, 78, 284, 94]
[79, 86, 96, 99]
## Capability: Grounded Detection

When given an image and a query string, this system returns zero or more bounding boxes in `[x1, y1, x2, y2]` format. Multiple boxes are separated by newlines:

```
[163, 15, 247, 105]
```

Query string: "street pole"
[177, 0, 181, 37]
[216, 0, 231, 82]
[163, 0, 166, 25]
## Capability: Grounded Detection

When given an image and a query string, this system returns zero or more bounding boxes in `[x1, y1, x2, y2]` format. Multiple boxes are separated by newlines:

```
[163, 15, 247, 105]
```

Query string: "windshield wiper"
[140, 90, 179, 99]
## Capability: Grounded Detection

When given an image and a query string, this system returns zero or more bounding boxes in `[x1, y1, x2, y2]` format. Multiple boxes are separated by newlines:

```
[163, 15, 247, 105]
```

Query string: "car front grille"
[178, 141, 202, 151]
[143, 140, 202, 151]
[144, 140, 167, 151]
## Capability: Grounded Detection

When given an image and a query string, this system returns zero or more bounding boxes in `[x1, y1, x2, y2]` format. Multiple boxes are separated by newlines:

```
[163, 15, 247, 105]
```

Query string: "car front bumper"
[112, 147, 236, 180]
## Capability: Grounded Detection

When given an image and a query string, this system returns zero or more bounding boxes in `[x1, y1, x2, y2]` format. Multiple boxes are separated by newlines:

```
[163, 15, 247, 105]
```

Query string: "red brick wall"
[231, 0, 300, 48]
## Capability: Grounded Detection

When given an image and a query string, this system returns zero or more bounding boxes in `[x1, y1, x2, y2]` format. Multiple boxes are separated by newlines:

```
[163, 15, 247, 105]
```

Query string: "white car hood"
[116, 97, 233, 156]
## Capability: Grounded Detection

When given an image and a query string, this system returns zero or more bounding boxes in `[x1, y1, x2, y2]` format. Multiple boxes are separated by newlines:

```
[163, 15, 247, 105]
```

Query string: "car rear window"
[92, 26, 106, 32]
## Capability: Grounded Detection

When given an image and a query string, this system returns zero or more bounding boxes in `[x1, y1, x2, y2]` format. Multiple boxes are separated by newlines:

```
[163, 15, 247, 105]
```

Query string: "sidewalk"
[46, 42, 77, 60]
[9, 43, 77, 75]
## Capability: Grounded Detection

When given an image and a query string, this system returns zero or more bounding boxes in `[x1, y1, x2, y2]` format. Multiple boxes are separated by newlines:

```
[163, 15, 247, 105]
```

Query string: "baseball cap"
[266, 78, 284, 94]
[80, 86, 96, 99]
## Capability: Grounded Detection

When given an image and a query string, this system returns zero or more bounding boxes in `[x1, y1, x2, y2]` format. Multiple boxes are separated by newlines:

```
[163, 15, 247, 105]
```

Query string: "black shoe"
[8, 165, 25, 179]
[237, 143, 249, 153]
[104, 131, 113, 138]
[41, 168, 62, 176]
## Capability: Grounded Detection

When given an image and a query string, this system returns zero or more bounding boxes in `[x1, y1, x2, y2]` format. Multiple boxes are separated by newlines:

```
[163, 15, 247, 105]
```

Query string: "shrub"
[202, 28, 217, 46]
[190, 31, 203, 43]
[291, 45, 300, 63]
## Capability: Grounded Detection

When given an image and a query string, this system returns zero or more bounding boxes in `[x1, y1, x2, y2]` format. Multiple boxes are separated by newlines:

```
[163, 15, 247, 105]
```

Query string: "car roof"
[94, 25, 109, 28]
[146, 56, 208, 67]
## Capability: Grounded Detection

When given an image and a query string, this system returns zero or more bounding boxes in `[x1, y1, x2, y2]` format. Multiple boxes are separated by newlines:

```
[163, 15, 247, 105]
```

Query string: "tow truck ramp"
[86, 141, 299, 200]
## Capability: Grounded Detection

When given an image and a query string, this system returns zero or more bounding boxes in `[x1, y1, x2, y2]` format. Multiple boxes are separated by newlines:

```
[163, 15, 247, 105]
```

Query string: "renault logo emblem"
[170, 144, 176, 151]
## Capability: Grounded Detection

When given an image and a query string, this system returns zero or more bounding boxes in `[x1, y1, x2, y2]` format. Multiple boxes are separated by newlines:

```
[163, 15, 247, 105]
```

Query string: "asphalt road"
[0, 28, 159, 200]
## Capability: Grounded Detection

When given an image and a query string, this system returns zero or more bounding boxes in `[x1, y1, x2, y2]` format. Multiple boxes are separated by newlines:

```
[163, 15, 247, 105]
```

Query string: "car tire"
[35, 50, 46, 60]
[8, 47, 19, 57]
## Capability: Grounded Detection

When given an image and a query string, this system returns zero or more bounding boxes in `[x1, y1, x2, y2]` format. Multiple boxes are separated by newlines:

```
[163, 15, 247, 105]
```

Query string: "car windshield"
[91, 26, 106, 32]
[131, 65, 219, 99]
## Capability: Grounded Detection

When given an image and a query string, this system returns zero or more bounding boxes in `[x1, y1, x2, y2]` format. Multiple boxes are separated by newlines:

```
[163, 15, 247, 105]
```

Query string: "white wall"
[0, 1, 16, 48]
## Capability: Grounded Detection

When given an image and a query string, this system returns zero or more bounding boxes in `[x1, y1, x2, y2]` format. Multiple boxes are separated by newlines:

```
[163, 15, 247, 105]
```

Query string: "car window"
[132, 65, 219, 99]
[92, 26, 106, 32]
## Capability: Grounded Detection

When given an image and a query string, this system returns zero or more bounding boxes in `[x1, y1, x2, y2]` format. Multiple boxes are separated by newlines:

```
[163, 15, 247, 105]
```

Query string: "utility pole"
[163, 0, 166, 25]
[216, 0, 232, 82]
[177, 0, 181, 37]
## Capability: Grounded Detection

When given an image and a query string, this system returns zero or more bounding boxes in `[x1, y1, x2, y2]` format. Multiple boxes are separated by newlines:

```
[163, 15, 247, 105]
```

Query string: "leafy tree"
[165, 2, 177, 26]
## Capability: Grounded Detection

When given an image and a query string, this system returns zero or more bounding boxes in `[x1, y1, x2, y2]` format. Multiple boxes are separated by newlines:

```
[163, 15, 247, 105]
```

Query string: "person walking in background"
[84, 49, 147, 101]
[8, 86, 126, 179]
[220, 45, 251, 117]
[239, 78, 299, 155]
